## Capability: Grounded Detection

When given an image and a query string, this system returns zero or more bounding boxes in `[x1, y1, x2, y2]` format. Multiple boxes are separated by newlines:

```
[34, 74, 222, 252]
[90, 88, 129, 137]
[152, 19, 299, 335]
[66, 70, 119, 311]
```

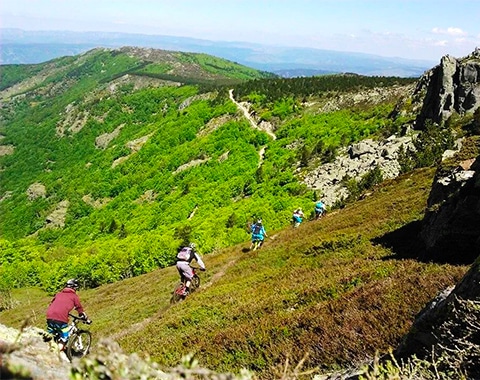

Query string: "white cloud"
[432, 27, 467, 36]
[434, 40, 448, 47]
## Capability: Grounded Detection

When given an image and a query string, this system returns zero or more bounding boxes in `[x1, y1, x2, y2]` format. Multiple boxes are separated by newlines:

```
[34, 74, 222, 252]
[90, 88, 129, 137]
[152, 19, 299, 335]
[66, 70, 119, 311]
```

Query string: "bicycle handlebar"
[69, 313, 92, 324]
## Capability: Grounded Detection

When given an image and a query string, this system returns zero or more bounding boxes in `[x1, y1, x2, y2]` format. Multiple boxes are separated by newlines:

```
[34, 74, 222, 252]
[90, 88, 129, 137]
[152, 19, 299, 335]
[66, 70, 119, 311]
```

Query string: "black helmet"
[66, 279, 79, 290]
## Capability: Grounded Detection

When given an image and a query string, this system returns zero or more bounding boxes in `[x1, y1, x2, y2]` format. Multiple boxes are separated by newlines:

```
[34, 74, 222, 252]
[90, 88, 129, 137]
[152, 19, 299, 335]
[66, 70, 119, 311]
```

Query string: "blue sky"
[1, 0, 479, 62]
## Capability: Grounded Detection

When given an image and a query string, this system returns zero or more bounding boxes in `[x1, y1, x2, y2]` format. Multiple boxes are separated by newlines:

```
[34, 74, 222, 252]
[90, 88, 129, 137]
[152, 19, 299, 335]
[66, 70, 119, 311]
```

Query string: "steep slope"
[1, 48, 480, 379]
[0, 166, 468, 378]
[0, 49, 418, 294]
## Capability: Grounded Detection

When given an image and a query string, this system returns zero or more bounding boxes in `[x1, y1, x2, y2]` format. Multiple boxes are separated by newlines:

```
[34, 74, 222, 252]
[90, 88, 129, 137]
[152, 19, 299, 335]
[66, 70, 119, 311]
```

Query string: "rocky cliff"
[389, 50, 480, 378]
[414, 48, 480, 128]
[394, 258, 480, 378]
[420, 151, 480, 263]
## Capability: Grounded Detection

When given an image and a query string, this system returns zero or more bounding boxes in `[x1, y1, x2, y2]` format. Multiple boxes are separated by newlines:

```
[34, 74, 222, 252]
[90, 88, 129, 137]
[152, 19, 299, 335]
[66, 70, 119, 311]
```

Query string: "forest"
[0, 48, 437, 294]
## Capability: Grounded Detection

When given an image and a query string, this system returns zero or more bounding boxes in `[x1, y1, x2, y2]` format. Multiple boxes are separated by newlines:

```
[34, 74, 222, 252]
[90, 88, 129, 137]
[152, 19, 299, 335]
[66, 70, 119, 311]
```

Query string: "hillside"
[0, 166, 469, 378]
[1, 47, 480, 378]
[0, 47, 418, 293]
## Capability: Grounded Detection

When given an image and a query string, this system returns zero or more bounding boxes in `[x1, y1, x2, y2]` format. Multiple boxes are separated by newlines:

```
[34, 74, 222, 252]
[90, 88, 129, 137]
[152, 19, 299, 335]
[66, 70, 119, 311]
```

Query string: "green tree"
[174, 225, 192, 247]
[226, 213, 237, 229]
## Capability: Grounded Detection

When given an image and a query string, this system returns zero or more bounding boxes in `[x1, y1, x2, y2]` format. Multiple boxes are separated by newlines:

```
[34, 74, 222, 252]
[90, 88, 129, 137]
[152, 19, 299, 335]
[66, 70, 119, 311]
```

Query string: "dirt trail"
[108, 256, 239, 341]
[229, 89, 276, 140]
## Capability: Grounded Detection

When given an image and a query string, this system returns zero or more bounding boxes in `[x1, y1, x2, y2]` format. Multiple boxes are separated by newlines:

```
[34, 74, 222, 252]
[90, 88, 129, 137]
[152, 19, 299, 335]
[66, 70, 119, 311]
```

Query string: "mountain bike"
[292, 216, 303, 228]
[43, 313, 92, 361]
[170, 267, 201, 304]
[315, 208, 327, 220]
[251, 238, 264, 251]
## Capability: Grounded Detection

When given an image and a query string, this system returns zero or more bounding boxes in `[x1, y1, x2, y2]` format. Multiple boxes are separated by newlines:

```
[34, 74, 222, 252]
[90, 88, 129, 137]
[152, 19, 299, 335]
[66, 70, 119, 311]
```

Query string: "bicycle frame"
[64, 313, 92, 361]
[171, 266, 201, 303]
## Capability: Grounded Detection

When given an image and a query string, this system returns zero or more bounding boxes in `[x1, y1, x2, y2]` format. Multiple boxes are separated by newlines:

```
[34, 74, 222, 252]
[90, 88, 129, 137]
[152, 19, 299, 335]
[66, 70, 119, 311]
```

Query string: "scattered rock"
[134, 190, 157, 204]
[111, 134, 152, 168]
[302, 133, 416, 207]
[45, 200, 70, 228]
[197, 114, 232, 138]
[82, 194, 111, 208]
[95, 124, 124, 149]
[0, 145, 15, 156]
[174, 157, 211, 174]
[26, 182, 47, 200]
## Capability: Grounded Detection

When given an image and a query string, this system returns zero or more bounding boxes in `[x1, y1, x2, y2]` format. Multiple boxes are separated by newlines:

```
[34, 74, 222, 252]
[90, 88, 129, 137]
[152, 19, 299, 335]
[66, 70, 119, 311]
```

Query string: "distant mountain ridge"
[0, 28, 435, 77]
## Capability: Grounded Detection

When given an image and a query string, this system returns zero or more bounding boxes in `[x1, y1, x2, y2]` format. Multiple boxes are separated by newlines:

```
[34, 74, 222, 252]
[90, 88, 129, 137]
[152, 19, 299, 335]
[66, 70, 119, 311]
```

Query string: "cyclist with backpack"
[250, 219, 268, 250]
[176, 243, 206, 296]
[292, 208, 304, 227]
[314, 200, 326, 219]
[46, 279, 90, 351]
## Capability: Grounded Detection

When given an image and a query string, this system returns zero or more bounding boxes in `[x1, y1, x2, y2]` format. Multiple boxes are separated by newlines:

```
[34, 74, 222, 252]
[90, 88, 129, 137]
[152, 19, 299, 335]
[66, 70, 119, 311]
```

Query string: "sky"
[1, 0, 479, 62]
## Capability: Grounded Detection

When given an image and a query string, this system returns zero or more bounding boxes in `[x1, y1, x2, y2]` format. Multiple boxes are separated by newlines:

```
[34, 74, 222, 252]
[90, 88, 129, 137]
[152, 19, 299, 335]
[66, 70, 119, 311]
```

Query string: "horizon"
[1, 0, 479, 62]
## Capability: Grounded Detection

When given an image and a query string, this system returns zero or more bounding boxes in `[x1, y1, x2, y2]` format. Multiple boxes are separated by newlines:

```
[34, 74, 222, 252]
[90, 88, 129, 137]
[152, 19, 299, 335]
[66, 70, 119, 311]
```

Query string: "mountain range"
[0, 28, 435, 77]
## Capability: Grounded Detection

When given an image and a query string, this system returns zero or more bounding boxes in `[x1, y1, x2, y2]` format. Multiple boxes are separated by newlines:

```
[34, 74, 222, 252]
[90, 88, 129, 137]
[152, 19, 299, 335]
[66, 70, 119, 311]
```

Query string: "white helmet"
[66, 278, 79, 290]
[189, 242, 196, 249]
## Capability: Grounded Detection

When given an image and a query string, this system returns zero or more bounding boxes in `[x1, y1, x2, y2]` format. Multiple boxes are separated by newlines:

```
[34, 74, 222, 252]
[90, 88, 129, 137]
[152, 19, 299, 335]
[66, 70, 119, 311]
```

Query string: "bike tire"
[251, 239, 262, 251]
[65, 330, 91, 361]
[170, 283, 185, 304]
[191, 275, 200, 292]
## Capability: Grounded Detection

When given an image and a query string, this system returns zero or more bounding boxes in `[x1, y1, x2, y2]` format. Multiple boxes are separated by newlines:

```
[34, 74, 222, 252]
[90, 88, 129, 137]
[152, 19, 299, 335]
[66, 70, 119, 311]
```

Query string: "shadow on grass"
[373, 221, 427, 261]
[374, 221, 474, 265]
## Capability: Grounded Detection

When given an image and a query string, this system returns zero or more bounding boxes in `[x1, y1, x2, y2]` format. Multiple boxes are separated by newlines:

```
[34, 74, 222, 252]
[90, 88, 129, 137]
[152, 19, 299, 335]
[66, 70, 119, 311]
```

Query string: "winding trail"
[229, 89, 276, 140]
[108, 91, 276, 342]
[108, 256, 239, 342]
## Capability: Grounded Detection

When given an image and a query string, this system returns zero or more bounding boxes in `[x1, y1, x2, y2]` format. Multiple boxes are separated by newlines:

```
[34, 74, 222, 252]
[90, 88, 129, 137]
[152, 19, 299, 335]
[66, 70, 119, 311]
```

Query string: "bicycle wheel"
[65, 330, 91, 361]
[170, 283, 185, 304]
[191, 275, 200, 292]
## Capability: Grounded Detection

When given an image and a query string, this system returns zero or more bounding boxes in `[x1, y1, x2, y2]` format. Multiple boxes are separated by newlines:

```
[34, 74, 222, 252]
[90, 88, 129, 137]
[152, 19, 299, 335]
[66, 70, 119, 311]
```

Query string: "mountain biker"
[250, 219, 268, 250]
[314, 200, 326, 219]
[176, 243, 206, 296]
[46, 279, 90, 351]
[292, 208, 304, 227]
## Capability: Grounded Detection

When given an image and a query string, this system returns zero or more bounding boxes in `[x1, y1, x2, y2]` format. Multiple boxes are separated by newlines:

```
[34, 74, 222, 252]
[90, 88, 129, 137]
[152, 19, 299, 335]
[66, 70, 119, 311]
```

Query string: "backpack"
[177, 247, 192, 261]
[252, 223, 262, 235]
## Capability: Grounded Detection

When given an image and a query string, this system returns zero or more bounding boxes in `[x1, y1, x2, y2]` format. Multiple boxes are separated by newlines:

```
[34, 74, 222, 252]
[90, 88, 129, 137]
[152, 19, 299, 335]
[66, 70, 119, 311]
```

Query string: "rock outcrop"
[302, 134, 416, 206]
[394, 258, 480, 378]
[419, 153, 480, 263]
[414, 48, 480, 128]
[45, 200, 70, 228]
[0, 324, 71, 379]
[0, 323, 251, 380]
[26, 182, 47, 200]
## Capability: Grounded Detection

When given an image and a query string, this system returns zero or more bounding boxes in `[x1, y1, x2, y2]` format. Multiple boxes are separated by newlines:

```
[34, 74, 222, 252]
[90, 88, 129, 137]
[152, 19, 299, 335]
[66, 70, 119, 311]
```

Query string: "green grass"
[0, 167, 468, 378]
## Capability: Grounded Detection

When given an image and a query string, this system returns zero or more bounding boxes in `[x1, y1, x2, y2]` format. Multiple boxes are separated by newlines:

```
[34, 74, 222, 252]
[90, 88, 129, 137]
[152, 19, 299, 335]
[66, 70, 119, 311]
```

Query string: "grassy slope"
[1, 167, 468, 377]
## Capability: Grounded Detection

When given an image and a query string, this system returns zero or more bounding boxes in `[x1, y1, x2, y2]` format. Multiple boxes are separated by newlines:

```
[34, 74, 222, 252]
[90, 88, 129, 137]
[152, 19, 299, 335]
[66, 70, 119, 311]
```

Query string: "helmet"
[66, 279, 79, 290]
[189, 242, 196, 249]
[257, 219, 262, 224]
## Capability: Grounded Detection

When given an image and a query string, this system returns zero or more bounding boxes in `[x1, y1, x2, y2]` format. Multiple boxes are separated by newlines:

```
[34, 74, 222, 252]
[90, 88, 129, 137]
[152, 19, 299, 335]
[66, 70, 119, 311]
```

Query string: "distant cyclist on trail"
[250, 219, 268, 250]
[314, 200, 326, 219]
[46, 279, 90, 351]
[292, 208, 304, 228]
[176, 243, 206, 296]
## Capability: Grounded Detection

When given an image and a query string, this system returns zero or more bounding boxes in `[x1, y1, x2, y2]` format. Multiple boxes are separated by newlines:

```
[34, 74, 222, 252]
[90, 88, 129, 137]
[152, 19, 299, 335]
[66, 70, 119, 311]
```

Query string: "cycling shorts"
[46, 319, 69, 342]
